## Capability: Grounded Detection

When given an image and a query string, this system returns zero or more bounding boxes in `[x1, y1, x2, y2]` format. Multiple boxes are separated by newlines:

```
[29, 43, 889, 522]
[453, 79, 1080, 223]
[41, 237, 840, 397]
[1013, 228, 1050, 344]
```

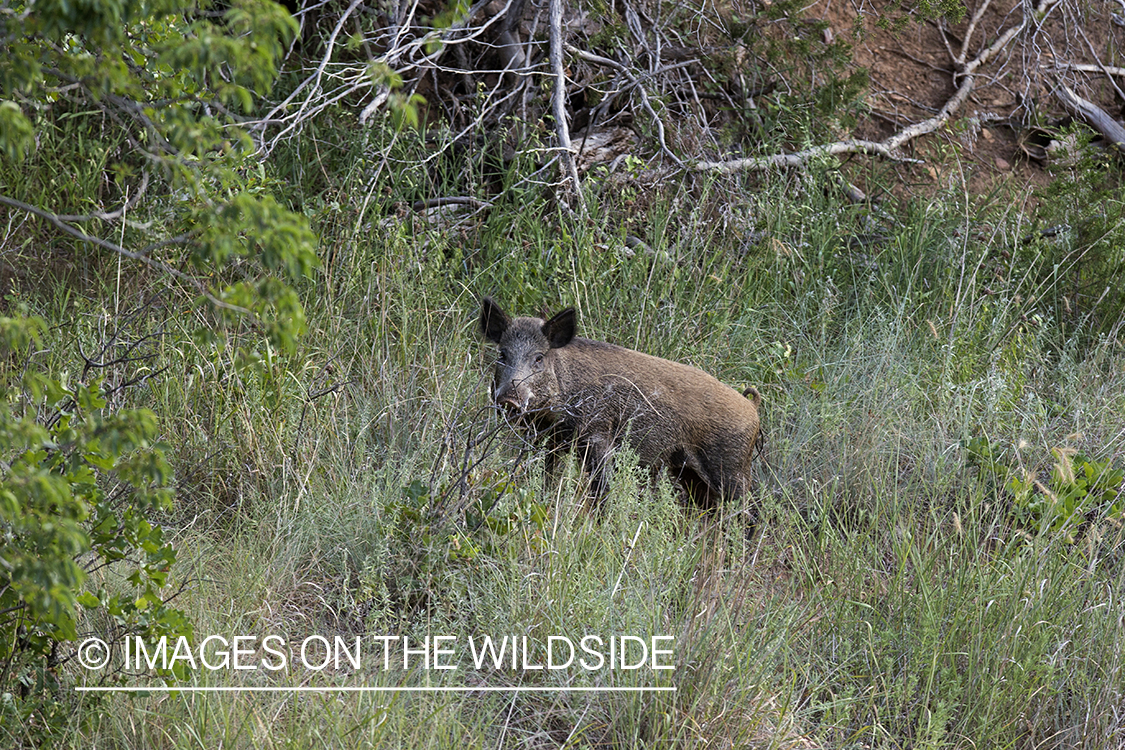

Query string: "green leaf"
[0, 102, 36, 162]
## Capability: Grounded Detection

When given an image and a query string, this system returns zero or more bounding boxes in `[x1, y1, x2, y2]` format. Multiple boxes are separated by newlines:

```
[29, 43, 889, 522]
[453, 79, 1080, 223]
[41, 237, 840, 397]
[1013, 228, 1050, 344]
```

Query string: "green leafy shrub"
[368, 470, 548, 626]
[0, 315, 190, 744]
[0, 0, 318, 357]
[1009, 449, 1123, 542]
[1022, 131, 1125, 336]
[965, 436, 1124, 542]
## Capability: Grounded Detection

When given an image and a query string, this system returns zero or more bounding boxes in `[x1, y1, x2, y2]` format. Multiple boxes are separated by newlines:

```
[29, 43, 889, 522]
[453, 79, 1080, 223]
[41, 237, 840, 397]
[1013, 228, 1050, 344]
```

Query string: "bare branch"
[958, 0, 995, 66]
[696, 0, 1059, 173]
[52, 172, 151, 223]
[1064, 4, 1125, 102]
[0, 193, 246, 314]
[1054, 81, 1125, 154]
[549, 0, 584, 212]
[1049, 63, 1125, 78]
[566, 44, 688, 167]
[411, 197, 494, 211]
[695, 139, 923, 173]
[254, 0, 366, 153]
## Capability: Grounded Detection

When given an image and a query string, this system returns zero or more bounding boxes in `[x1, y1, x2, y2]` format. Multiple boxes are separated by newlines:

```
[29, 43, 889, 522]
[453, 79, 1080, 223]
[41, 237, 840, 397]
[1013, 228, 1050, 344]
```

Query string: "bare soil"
[808, 0, 1124, 200]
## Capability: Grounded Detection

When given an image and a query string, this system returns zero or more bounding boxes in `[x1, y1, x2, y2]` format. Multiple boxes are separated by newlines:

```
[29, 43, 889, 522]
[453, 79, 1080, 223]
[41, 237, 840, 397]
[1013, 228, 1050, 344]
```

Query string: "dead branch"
[258, 0, 529, 152]
[496, 0, 527, 73]
[695, 139, 923, 173]
[1054, 81, 1125, 154]
[956, 0, 993, 67]
[50, 172, 151, 223]
[565, 44, 686, 167]
[549, 0, 585, 212]
[257, 0, 366, 151]
[1050, 63, 1125, 78]
[696, 0, 1059, 173]
[1065, 3, 1125, 102]
[0, 193, 239, 313]
[411, 197, 494, 211]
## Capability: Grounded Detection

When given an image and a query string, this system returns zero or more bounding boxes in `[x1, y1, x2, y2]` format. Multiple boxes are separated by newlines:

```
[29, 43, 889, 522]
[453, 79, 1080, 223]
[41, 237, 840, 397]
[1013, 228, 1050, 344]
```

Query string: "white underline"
[76, 685, 676, 693]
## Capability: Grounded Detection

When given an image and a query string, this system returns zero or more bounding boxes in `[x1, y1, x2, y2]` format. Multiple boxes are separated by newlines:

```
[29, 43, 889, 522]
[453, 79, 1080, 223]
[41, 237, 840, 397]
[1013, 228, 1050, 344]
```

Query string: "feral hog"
[479, 297, 762, 510]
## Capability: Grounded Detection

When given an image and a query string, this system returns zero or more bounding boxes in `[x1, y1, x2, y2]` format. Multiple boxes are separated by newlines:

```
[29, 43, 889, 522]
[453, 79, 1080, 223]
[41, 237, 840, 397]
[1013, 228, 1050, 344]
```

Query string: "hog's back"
[549, 338, 760, 470]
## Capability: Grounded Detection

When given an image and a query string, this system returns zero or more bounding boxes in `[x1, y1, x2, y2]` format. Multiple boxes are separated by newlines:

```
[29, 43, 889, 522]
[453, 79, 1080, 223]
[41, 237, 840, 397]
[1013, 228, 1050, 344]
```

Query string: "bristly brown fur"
[479, 297, 763, 513]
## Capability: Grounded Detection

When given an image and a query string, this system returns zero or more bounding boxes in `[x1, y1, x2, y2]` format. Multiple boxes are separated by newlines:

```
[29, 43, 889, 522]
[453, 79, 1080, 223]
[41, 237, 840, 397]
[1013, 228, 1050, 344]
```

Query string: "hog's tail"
[742, 386, 762, 409]
[743, 386, 765, 458]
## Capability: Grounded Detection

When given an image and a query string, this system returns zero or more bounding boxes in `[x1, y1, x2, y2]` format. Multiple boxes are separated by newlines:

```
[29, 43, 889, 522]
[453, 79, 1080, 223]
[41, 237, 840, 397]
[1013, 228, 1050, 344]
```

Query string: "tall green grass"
[24, 131, 1125, 748]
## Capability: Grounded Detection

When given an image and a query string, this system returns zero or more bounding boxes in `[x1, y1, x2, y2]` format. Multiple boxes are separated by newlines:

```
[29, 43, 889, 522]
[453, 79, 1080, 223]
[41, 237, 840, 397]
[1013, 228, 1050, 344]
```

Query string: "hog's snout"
[493, 377, 528, 413]
[495, 391, 523, 412]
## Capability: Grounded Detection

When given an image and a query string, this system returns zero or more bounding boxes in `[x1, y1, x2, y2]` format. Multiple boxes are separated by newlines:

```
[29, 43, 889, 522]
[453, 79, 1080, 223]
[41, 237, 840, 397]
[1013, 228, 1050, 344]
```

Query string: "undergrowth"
[7, 123, 1125, 749]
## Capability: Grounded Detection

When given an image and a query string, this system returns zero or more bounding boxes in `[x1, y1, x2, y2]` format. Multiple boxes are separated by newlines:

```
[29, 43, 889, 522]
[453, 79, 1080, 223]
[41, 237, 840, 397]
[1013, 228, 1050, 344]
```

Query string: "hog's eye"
[534, 353, 545, 365]
[497, 351, 507, 364]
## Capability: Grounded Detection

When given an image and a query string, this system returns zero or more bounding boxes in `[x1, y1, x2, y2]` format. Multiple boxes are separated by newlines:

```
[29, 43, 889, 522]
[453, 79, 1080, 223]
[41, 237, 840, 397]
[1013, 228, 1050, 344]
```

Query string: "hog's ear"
[479, 297, 510, 343]
[543, 307, 577, 349]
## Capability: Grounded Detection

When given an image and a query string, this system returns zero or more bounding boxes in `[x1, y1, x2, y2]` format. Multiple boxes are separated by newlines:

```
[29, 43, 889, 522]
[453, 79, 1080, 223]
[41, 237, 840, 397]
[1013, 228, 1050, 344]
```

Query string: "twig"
[52, 172, 151, 223]
[411, 197, 494, 211]
[256, 0, 365, 151]
[294, 0, 523, 139]
[936, 20, 959, 66]
[1065, 8, 1125, 102]
[496, 0, 527, 73]
[292, 377, 354, 468]
[611, 522, 645, 598]
[566, 44, 687, 166]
